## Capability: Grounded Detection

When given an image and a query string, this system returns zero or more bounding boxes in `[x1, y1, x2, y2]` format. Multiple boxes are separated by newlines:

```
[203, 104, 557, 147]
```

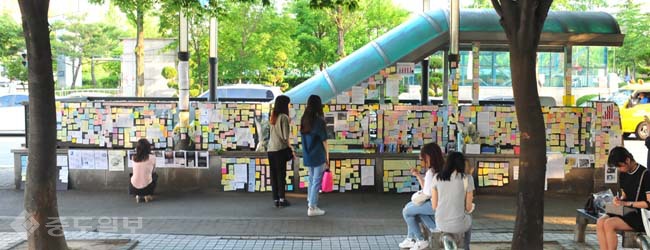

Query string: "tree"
[490, 0, 552, 248]
[18, 0, 68, 248]
[309, 0, 360, 59]
[346, 0, 409, 54]
[291, 0, 338, 72]
[157, 0, 222, 94]
[612, 0, 650, 79]
[469, 0, 494, 8]
[217, 1, 296, 83]
[550, 0, 607, 11]
[90, 0, 157, 96]
[0, 13, 26, 82]
[51, 16, 124, 89]
[262, 51, 290, 91]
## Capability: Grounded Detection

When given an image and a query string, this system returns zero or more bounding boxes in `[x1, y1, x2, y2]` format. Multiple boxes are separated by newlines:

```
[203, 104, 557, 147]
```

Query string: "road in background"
[0, 137, 23, 168]
[0, 137, 22, 189]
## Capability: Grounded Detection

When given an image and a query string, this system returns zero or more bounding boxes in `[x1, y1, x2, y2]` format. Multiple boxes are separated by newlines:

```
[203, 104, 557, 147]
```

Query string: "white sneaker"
[398, 238, 415, 248]
[409, 239, 428, 250]
[307, 207, 326, 216]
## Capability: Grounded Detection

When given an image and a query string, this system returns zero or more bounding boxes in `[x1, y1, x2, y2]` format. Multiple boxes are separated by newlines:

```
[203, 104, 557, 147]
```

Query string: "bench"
[575, 208, 639, 248]
[419, 220, 466, 249]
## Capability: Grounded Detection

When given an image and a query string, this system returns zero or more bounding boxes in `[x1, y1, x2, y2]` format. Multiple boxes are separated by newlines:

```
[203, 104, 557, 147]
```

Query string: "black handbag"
[584, 196, 597, 215]
[282, 147, 293, 161]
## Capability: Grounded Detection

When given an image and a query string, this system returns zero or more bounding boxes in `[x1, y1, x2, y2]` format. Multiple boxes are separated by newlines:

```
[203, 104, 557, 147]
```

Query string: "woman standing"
[130, 138, 158, 203]
[399, 142, 444, 250]
[431, 152, 474, 249]
[300, 95, 329, 216]
[267, 95, 295, 208]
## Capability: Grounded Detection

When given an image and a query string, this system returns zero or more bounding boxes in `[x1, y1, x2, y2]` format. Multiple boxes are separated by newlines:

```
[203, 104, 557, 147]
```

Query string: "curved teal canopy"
[459, 9, 621, 34]
[286, 8, 624, 103]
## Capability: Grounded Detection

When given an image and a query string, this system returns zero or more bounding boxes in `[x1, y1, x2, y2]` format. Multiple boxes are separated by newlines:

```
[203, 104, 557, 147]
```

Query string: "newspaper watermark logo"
[10, 211, 143, 236]
[10, 211, 39, 237]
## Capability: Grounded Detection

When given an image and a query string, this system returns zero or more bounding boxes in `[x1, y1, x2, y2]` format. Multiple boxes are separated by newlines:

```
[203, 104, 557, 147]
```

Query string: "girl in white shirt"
[399, 143, 444, 250]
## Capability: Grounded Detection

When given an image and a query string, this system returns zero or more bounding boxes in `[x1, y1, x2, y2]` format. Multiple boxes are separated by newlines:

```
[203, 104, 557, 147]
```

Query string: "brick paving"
[0, 190, 613, 249]
[0, 231, 621, 250]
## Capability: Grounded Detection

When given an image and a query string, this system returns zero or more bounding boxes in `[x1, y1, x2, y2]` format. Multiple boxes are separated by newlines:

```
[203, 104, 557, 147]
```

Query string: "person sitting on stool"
[129, 138, 158, 203]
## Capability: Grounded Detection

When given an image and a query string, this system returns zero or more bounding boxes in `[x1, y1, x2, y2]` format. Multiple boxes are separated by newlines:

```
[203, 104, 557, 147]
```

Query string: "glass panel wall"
[455, 47, 608, 88]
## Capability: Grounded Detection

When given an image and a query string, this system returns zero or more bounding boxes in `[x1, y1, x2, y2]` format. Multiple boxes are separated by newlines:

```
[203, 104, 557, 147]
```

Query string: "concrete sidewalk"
[0, 231, 605, 250]
[0, 190, 584, 236]
[0, 190, 609, 249]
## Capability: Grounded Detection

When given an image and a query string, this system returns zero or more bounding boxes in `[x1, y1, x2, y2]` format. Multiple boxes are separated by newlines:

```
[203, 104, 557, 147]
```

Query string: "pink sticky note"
[221, 167, 227, 174]
[299, 182, 306, 188]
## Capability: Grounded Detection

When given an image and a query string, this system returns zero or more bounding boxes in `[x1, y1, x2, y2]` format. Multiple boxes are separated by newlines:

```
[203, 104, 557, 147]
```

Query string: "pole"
[176, 10, 191, 150]
[208, 17, 218, 102]
[421, 59, 429, 105]
[421, 0, 430, 105]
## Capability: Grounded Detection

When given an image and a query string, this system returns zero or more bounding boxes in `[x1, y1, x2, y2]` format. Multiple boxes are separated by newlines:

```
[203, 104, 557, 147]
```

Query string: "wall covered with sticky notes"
[220, 157, 295, 192]
[383, 159, 419, 193]
[477, 161, 510, 187]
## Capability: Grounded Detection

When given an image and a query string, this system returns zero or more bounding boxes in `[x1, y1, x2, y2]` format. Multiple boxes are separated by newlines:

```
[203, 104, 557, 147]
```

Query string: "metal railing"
[55, 88, 121, 97]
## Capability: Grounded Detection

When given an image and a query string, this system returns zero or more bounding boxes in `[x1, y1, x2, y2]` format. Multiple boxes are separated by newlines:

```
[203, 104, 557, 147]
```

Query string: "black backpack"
[584, 196, 597, 215]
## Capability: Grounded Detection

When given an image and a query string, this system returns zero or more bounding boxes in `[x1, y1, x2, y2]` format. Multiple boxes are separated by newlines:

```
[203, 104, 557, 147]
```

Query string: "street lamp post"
[208, 17, 218, 102]
[421, 0, 430, 105]
[176, 10, 191, 150]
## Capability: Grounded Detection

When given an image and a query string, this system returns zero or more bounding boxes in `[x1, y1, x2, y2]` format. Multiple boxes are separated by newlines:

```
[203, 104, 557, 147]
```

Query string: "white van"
[199, 84, 282, 102]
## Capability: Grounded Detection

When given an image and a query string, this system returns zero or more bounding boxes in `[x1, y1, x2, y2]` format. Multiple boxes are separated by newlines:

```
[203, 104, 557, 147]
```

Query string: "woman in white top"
[431, 151, 475, 249]
[267, 95, 295, 208]
[399, 143, 444, 250]
[129, 138, 157, 203]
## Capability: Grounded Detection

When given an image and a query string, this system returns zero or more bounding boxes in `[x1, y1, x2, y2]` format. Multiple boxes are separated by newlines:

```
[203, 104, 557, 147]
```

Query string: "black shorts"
[129, 173, 158, 196]
[607, 209, 644, 232]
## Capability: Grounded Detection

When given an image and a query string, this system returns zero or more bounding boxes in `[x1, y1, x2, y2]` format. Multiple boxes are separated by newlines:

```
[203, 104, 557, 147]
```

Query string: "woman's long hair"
[300, 95, 324, 134]
[437, 151, 465, 181]
[270, 95, 290, 125]
[133, 138, 152, 162]
[420, 142, 444, 174]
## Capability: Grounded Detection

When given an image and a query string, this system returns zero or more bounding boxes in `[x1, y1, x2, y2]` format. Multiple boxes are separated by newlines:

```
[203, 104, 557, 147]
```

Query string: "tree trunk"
[135, 5, 145, 97]
[490, 0, 552, 248]
[18, 0, 68, 249]
[335, 5, 345, 58]
[510, 45, 547, 249]
[91, 57, 97, 87]
[71, 58, 81, 89]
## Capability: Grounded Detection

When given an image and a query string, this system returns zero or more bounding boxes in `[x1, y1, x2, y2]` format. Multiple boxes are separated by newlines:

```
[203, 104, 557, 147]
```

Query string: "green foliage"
[429, 56, 443, 70]
[430, 72, 443, 96]
[89, 0, 157, 26]
[290, 0, 338, 73]
[0, 13, 25, 81]
[51, 15, 127, 88]
[576, 94, 599, 106]
[613, 0, 650, 79]
[309, 0, 359, 10]
[162, 66, 178, 90]
[550, 0, 608, 11]
[161, 66, 177, 80]
[285, 75, 310, 89]
[467, 0, 493, 9]
[3, 56, 27, 81]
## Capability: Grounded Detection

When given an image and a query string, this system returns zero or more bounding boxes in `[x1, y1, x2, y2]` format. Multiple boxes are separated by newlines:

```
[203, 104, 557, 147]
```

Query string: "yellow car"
[609, 85, 650, 140]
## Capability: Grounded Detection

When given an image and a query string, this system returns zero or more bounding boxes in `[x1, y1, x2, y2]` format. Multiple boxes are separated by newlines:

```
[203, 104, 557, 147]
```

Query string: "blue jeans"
[307, 164, 325, 208]
[403, 200, 436, 240]
[464, 225, 471, 250]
